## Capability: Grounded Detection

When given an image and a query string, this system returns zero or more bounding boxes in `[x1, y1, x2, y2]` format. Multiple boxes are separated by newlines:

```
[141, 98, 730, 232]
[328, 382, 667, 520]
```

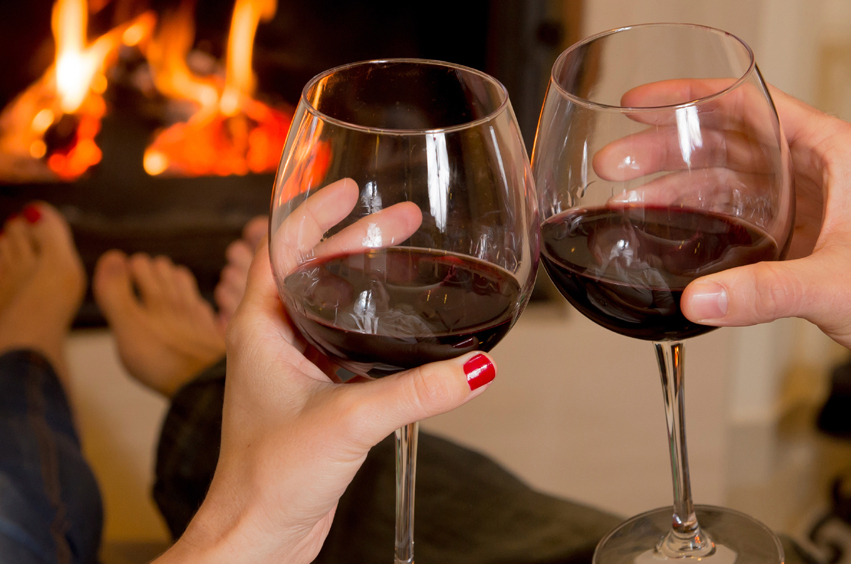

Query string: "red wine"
[541, 206, 780, 341]
[282, 247, 522, 378]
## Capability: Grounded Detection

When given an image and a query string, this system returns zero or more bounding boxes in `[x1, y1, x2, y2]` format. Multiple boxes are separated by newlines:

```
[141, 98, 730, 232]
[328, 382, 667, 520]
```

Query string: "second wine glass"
[532, 24, 794, 563]
[268, 59, 539, 563]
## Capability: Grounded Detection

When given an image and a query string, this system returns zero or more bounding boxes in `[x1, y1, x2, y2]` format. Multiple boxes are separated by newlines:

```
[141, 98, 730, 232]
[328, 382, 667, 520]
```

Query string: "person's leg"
[0, 203, 102, 564]
[92, 247, 229, 538]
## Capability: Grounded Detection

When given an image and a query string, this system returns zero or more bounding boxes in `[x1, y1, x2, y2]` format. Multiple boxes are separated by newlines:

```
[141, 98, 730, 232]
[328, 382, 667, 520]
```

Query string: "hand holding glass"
[269, 59, 539, 563]
[532, 24, 794, 563]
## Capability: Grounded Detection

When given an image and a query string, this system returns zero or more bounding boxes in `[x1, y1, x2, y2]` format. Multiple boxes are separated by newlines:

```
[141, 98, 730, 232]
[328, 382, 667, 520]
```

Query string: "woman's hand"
[154, 180, 497, 564]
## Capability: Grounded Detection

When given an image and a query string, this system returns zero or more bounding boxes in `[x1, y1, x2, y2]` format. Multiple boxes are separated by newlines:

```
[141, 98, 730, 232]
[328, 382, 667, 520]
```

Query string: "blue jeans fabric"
[0, 350, 102, 564]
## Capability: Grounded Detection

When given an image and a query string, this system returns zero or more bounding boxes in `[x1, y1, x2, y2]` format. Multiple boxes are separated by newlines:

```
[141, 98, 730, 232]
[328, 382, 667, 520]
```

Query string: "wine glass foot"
[635, 542, 736, 564]
[594, 505, 784, 564]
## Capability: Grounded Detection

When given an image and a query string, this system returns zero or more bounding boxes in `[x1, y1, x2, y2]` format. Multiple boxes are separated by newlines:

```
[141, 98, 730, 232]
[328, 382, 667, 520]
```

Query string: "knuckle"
[406, 365, 457, 414]
[336, 393, 373, 429]
[750, 264, 802, 320]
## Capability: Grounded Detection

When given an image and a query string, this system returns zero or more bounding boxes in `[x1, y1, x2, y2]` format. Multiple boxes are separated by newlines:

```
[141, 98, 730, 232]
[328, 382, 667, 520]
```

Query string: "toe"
[214, 277, 243, 317]
[174, 264, 200, 300]
[94, 250, 141, 323]
[215, 265, 246, 311]
[26, 203, 79, 257]
[243, 215, 268, 249]
[225, 239, 255, 271]
[173, 264, 209, 316]
[151, 255, 183, 307]
[4, 218, 35, 266]
[129, 253, 169, 310]
[23, 203, 86, 290]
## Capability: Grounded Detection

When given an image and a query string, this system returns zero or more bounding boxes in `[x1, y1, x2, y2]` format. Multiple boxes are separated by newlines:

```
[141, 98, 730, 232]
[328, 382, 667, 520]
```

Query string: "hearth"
[0, 0, 580, 326]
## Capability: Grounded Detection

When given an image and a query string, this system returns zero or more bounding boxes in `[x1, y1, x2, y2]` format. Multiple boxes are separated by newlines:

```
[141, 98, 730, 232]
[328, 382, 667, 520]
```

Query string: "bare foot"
[93, 250, 226, 398]
[0, 203, 86, 386]
[214, 215, 268, 332]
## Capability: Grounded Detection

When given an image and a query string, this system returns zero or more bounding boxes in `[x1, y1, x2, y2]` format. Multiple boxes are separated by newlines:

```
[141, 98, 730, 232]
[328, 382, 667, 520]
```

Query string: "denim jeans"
[0, 350, 102, 564]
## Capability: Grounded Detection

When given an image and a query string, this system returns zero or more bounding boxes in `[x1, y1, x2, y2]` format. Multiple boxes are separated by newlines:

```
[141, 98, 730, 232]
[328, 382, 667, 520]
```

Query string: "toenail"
[22, 206, 41, 224]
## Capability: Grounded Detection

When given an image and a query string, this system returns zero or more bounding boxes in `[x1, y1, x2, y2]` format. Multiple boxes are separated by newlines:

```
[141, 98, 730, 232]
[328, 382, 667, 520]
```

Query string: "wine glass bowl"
[532, 24, 793, 563]
[269, 59, 538, 563]
[270, 59, 538, 380]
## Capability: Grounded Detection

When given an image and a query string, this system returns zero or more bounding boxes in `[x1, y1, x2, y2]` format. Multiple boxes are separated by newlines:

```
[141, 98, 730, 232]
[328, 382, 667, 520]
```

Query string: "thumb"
[342, 352, 497, 447]
[682, 258, 829, 327]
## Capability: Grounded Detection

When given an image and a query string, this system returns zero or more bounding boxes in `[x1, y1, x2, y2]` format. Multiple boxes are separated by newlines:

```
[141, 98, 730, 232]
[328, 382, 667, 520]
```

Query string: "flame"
[53, 0, 94, 114]
[143, 0, 293, 177]
[0, 0, 155, 182]
[1, 0, 292, 182]
[143, 99, 292, 176]
[145, 1, 219, 108]
[220, 0, 276, 115]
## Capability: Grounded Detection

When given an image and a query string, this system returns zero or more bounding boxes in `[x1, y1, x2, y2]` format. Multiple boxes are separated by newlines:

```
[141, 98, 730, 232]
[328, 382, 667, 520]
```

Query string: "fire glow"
[0, 0, 295, 182]
[0, 0, 154, 181]
[142, 0, 292, 177]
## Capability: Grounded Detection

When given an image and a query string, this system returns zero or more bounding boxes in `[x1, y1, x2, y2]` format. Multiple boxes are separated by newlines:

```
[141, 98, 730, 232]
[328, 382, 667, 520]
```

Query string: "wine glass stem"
[395, 421, 419, 564]
[654, 341, 712, 556]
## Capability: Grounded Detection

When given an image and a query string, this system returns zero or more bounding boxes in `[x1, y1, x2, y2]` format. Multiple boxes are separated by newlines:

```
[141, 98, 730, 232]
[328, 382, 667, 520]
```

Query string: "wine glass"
[531, 24, 794, 563]
[268, 58, 539, 563]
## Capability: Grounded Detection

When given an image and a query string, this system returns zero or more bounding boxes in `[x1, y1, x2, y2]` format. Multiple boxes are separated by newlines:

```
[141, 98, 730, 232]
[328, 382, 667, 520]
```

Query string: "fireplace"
[0, 0, 581, 326]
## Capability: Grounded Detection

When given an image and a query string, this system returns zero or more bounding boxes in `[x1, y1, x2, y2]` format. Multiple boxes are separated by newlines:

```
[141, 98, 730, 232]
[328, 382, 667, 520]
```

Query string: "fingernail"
[464, 354, 495, 391]
[688, 282, 728, 320]
[22, 205, 41, 223]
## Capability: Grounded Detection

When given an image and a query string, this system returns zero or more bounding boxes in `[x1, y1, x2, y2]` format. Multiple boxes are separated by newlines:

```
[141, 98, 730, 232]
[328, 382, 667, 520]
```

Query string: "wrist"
[152, 489, 319, 564]
[151, 536, 221, 564]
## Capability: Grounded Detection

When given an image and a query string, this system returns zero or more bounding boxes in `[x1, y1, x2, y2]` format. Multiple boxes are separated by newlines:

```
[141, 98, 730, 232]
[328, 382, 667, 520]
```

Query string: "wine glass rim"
[551, 22, 757, 112]
[298, 57, 511, 135]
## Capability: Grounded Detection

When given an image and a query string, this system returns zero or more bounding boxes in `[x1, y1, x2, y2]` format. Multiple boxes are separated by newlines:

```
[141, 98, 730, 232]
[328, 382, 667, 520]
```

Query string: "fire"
[0, 0, 155, 182]
[221, 0, 277, 115]
[0, 0, 294, 183]
[54, 0, 95, 114]
[143, 0, 293, 177]
[144, 1, 219, 109]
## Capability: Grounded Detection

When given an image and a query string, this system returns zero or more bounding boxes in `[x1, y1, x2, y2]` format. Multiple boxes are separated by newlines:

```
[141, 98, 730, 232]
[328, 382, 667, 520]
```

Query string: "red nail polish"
[464, 354, 495, 391]
[22, 205, 41, 224]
